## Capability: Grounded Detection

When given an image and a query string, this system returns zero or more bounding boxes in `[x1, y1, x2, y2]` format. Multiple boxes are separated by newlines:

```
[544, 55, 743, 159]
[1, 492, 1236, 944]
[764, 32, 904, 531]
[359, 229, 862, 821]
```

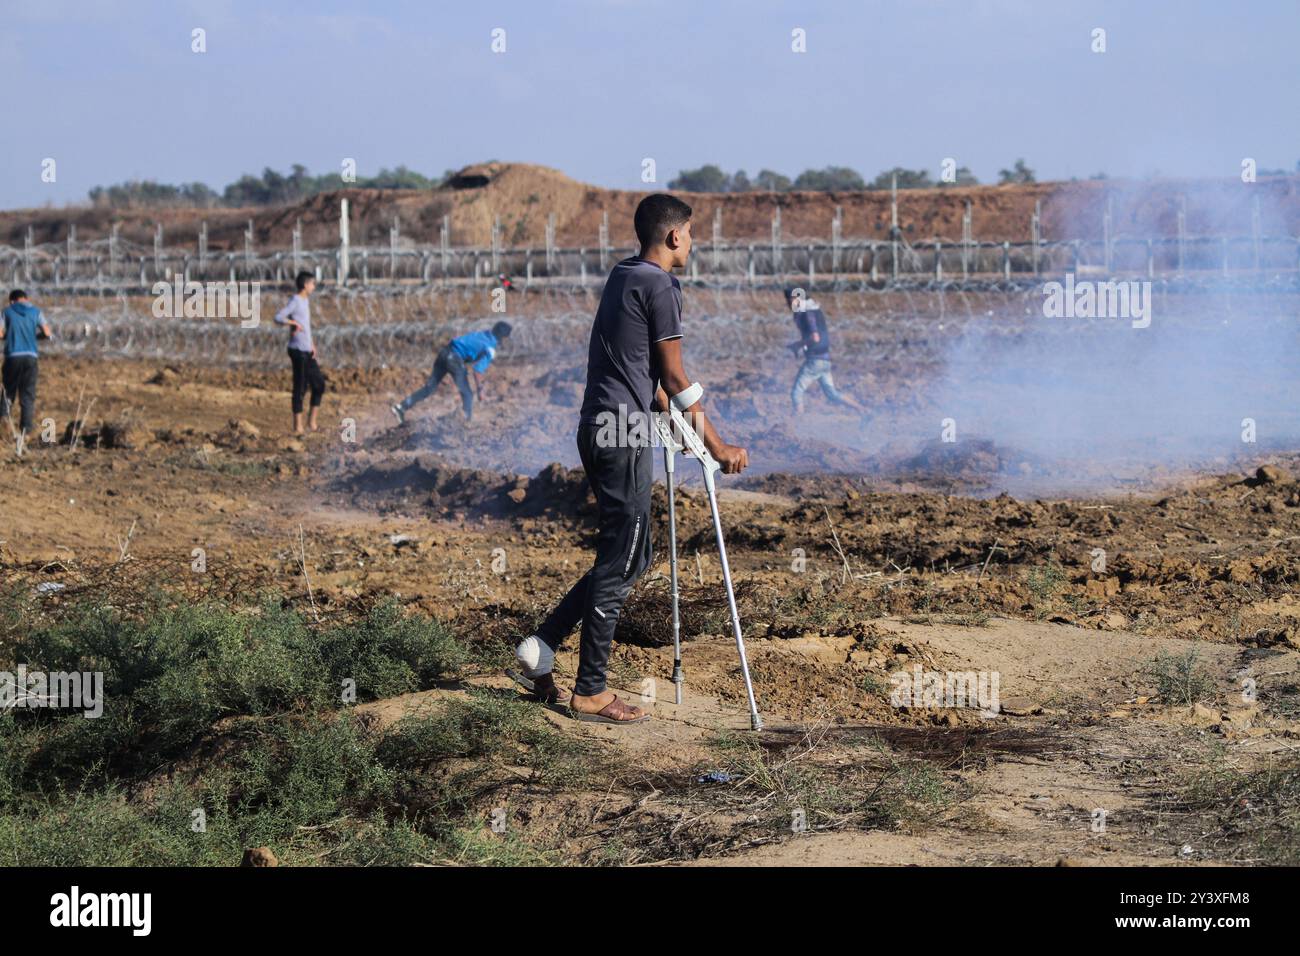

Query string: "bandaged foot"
[514, 635, 554, 679]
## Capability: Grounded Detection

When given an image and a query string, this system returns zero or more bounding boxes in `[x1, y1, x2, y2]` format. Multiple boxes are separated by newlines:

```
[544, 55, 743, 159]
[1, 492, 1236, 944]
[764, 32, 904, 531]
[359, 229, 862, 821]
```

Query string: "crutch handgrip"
[655, 407, 718, 475]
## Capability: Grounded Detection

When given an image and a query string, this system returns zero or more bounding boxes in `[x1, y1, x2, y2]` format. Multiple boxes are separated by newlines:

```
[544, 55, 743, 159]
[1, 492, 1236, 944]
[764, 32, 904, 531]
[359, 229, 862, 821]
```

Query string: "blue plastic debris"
[696, 770, 733, 785]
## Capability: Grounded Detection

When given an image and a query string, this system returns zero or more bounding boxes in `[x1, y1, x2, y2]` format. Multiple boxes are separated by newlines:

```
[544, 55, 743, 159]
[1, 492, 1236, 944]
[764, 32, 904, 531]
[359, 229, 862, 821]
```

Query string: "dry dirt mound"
[900, 437, 1040, 480]
[339, 453, 593, 519]
[10, 162, 1300, 250]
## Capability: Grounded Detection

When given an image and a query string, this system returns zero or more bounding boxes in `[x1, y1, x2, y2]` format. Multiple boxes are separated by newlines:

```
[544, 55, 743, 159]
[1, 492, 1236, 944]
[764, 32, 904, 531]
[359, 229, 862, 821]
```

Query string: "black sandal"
[506, 669, 566, 706]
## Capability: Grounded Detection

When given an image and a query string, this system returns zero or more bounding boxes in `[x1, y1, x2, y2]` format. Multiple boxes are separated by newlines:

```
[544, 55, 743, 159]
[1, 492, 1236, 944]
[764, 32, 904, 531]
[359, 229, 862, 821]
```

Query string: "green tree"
[938, 166, 979, 187]
[364, 165, 440, 190]
[88, 180, 200, 208]
[667, 164, 731, 192]
[179, 182, 221, 207]
[793, 166, 866, 191]
[869, 167, 933, 190]
[752, 169, 792, 192]
[997, 158, 1036, 184]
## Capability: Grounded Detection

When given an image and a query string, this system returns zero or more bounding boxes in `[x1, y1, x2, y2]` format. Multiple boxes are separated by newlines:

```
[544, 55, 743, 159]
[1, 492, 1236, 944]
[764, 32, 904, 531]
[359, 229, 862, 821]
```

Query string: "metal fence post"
[962, 200, 972, 277]
[545, 213, 556, 274]
[831, 205, 842, 275]
[599, 211, 610, 272]
[1103, 196, 1112, 274]
[1031, 200, 1041, 275]
[338, 198, 350, 286]
[771, 207, 782, 278]
[712, 206, 723, 274]
[1176, 197, 1186, 276]
[390, 216, 400, 281]
[890, 174, 899, 281]
[440, 215, 450, 279]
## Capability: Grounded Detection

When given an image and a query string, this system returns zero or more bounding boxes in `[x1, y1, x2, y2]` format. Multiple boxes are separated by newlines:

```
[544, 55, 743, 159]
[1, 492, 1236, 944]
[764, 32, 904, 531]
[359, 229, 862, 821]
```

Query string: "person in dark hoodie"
[0, 290, 52, 439]
[785, 286, 864, 414]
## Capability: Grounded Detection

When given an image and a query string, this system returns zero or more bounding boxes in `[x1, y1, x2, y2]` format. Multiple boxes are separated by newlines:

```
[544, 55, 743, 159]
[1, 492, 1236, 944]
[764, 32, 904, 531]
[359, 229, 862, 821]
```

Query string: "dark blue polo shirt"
[580, 257, 683, 424]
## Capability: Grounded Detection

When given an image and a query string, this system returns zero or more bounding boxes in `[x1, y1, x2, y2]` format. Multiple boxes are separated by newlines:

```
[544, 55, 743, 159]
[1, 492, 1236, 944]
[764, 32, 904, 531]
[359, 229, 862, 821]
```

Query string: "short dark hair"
[9, 289, 27, 303]
[492, 321, 512, 339]
[634, 193, 692, 248]
[784, 285, 810, 309]
[295, 271, 315, 292]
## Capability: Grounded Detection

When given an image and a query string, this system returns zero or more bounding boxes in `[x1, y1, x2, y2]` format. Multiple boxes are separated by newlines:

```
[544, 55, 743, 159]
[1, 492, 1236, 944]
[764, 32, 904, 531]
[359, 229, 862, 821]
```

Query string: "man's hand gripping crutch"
[652, 337, 761, 730]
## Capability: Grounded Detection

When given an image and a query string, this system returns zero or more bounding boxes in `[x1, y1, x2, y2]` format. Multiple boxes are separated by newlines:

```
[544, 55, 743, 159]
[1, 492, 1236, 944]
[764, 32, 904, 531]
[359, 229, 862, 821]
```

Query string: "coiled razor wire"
[31, 282, 1300, 371]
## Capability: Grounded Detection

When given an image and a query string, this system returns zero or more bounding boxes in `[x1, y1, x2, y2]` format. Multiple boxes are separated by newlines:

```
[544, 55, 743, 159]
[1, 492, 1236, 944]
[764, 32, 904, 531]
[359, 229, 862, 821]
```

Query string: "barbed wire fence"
[6, 188, 1298, 369]
[6, 188, 1299, 292]
[30, 279, 1300, 374]
[37, 285, 596, 370]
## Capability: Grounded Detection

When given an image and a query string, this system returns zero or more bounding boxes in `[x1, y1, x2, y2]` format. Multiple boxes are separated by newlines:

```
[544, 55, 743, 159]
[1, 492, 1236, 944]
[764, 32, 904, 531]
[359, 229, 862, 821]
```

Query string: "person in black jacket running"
[785, 286, 864, 414]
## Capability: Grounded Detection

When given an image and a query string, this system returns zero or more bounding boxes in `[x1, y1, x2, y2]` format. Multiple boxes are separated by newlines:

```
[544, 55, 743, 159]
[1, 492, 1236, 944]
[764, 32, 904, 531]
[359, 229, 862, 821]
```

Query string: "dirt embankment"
[7, 162, 1300, 252]
[7, 356, 1298, 662]
[4, 355, 1300, 866]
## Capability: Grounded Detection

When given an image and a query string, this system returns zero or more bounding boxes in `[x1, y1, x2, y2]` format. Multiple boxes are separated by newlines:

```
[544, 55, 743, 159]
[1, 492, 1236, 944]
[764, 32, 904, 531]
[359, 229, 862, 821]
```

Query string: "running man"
[390, 321, 512, 424]
[510, 194, 748, 724]
[273, 271, 326, 434]
[1, 290, 52, 441]
[786, 286, 864, 414]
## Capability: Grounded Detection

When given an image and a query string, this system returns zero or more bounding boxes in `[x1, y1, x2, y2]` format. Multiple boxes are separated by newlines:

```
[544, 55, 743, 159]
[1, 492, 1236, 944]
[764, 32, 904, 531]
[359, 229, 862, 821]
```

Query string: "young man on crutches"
[510, 193, 748, 724]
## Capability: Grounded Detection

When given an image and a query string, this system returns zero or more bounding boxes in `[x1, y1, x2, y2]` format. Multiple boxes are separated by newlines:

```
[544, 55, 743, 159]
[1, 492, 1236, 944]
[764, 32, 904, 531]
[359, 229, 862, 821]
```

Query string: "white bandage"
[670, 382, 703, 411]
[515, 635, 553, 678]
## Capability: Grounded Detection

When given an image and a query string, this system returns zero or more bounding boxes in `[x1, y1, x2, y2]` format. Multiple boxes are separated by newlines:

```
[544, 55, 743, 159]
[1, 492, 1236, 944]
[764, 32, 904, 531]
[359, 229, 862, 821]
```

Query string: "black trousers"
[535, 422, 654, 696]
[288, 348, 325, 414]
[399, 345, 474, 419]
[1, 355, 38, 433]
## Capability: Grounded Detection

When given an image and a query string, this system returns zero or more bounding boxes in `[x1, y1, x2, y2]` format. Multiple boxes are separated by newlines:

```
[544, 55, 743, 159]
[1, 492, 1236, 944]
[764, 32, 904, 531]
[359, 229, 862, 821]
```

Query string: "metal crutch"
[656, 408, 763, 731]
[663, 428, 684, 706]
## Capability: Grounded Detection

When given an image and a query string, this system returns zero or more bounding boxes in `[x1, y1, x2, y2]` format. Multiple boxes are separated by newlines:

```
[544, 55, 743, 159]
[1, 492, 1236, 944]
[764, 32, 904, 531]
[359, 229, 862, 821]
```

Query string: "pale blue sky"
[2, 0, 1297, 210]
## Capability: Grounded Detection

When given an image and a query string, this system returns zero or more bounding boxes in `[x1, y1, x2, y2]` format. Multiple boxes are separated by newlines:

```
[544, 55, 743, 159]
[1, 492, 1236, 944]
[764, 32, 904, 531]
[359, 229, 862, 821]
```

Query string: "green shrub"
[1143, 649, 1217, 706]
[0, 587, 585, 865]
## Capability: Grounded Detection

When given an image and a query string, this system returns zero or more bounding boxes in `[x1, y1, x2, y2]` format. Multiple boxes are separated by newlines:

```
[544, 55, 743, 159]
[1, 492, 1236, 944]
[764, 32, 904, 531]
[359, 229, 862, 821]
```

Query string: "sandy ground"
[3, 354, 1299, 865]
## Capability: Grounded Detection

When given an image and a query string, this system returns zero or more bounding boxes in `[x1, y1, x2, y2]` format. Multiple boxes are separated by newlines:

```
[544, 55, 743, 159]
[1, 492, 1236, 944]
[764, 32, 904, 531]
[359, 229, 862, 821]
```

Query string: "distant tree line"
[88, 164, 447, 209]
[667, 160, 1047, 192]
[1257, 161, 1300, 177]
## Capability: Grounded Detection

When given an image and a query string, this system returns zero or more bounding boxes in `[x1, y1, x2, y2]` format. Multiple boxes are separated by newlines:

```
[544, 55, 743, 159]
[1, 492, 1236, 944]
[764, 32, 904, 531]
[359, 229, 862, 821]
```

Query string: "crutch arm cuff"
[670, 382, 703, 411]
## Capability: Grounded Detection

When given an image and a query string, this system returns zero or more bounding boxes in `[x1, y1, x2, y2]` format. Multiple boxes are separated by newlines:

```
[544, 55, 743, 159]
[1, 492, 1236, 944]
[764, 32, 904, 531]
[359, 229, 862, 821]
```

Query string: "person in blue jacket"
[1, 290, 53, 438]
[391, 321, 512, 423]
